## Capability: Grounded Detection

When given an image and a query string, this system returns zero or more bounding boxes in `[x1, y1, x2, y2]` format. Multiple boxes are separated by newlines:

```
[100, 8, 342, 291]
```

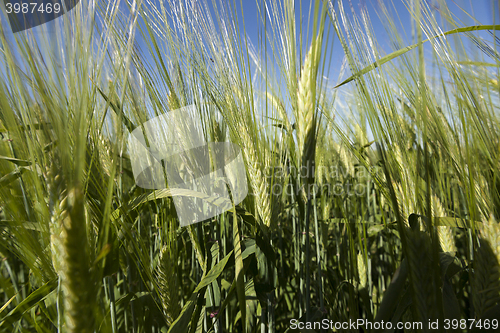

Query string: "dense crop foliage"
[0, 0, 499, 332]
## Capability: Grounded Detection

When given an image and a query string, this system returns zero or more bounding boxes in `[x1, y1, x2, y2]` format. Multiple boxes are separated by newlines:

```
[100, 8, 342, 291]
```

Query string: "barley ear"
[168, 90, 180, 110]
[405, 228, 440, 324]
[357, 252, 367, 289]
[48, 167, 95, 333]
[239, 125, 272, 227]
[297, 36, 322, 199]
[437, 226, 456, 253]
[473, 214, 500, 318]
[433, 195, 456, 253]
[157, 244, 181, 325]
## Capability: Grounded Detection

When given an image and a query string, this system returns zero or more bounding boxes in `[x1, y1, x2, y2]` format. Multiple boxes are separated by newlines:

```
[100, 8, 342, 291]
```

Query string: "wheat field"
[0, 0, 499, 332]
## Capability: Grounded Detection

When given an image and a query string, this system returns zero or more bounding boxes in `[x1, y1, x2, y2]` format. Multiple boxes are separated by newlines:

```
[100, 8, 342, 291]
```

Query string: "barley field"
[0, 0, 499, 332]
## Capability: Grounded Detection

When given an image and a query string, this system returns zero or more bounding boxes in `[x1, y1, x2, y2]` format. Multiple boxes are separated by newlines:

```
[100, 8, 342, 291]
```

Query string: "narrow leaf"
[335, 25, 500, 88]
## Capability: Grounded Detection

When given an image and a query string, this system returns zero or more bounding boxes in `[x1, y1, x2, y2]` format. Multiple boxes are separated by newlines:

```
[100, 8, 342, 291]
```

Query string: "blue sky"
[0, 0, 498, 107]
[1, 0, 497, 63]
